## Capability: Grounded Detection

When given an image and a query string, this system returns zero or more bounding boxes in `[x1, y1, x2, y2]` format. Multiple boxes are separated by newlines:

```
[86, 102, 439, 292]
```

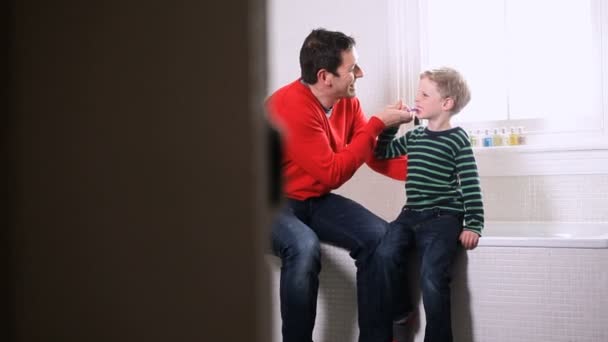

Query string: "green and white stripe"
[375, 126, 484, 234]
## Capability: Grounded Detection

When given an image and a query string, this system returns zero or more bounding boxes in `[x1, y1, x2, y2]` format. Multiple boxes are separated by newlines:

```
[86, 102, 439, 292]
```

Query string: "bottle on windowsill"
[517, 126, 527, 145]
[500, 127, 510, 146]
[469, 130, 479, 147]
[508, 127, 519, 146]
[492, 128, 503, 146]
[482, 129, 493, 147]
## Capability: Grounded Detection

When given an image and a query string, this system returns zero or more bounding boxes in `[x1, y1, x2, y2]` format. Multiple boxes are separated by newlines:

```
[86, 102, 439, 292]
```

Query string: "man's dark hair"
[299, 28, 356, 84]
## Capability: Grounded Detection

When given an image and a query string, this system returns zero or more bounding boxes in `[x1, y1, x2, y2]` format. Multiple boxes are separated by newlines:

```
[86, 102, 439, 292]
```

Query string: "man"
[266, 28, 413, 342]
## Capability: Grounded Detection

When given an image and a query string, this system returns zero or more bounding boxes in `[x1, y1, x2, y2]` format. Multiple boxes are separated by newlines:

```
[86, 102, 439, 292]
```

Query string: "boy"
[375, 67, 484, 342]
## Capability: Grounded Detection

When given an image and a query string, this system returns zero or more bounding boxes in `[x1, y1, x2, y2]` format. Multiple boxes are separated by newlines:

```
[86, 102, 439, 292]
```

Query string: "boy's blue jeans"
[271, 193, 408, 342]
[386, 207, 463, 342]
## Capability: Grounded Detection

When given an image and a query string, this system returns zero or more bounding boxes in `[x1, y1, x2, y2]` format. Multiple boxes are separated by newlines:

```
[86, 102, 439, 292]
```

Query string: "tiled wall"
[337, 167, 608, 223]
[481, 174, 608, 222]
[268, 243, 608, 342]
[267, 245, 359, 342]
[451, 246, 608, 342]
[271, 164, 608, 341]
[326, 168, 608, 342]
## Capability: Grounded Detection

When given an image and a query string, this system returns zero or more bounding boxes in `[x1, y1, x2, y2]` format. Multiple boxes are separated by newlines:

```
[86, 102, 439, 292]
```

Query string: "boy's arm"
[374, 126, 408, 159]
[459, 230, 480, 250]
[455, 143, 484, 236]
[349, 106, 409, 181]
[365, 127, 409, 181]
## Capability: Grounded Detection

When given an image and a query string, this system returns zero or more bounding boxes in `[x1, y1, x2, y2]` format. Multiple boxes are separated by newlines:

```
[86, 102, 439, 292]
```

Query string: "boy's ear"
[442, 97, 455, 112]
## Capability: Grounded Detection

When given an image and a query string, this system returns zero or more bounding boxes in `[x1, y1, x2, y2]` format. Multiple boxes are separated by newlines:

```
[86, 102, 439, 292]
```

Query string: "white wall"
[267, 0, 395, 116]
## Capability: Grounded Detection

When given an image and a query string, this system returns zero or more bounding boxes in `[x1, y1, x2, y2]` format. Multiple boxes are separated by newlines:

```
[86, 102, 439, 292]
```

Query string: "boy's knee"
[420, 268, 450, 296]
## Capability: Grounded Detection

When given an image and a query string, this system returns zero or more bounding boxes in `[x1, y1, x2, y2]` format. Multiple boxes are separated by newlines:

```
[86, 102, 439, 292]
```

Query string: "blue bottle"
[482, 129, 493, 147]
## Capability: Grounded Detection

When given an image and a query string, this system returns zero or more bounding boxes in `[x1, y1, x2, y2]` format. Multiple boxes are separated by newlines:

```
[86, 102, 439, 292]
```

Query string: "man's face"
[331, 47, 364, 98]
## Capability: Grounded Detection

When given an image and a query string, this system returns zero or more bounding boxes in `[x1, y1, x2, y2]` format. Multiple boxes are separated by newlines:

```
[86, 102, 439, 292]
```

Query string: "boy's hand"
[459, 230, 479, 250]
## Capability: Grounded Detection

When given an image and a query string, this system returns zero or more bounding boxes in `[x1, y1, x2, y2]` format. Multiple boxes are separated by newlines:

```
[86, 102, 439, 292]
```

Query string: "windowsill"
[474, 143, 608, 153]
[474, 143, 608, 176]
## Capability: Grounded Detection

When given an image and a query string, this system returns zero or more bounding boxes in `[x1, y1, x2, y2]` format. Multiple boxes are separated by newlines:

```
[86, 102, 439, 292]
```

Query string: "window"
[389, 0, 608, 148]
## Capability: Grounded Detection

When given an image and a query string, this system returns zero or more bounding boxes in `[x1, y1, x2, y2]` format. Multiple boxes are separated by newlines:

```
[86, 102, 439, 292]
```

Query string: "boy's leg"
[271, 203, 321, 342]
[378, 210, 416, 324]
[378, 218, 416, 342]
[310, 193, 398, 342]
[415, 213, 462, 342]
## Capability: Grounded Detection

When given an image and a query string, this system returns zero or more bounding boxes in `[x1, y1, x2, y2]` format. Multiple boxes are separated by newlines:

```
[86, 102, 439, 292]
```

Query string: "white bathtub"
[480, 221, 608, 248]
[268, 221, 608, 342]
[453, 221, 608, 342]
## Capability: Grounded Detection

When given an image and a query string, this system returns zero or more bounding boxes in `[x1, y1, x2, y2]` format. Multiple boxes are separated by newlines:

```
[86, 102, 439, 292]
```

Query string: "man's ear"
[317, 69, 332, 86]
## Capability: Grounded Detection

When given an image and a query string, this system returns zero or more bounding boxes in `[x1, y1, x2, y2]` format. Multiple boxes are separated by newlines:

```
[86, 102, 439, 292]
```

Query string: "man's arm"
[269, 99, 384, 190]
[268, 94, 412, 189]
[358, 104, 412, 181]
[366, 154, 407, 181]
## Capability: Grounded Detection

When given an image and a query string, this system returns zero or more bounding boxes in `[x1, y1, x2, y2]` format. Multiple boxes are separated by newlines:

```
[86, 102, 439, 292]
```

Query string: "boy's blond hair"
[420, 67, 471, 114]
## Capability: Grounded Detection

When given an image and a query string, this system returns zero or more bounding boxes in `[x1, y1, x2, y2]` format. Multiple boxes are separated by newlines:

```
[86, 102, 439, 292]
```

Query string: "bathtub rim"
[478, 221, 608, 249]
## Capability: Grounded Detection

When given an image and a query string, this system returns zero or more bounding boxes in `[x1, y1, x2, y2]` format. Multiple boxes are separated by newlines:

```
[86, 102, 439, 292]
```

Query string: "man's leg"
[271, 204, 321, 342]
[310, 193, 407, 342]
[415, 214, 461, 342]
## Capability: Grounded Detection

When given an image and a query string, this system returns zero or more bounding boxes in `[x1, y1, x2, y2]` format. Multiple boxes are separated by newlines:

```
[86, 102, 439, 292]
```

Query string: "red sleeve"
[269, 96, 386, 190]
[366, 154, 408, 181]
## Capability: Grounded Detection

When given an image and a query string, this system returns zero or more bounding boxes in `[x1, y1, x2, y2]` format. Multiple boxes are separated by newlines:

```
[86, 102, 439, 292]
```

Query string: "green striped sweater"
[375, 126, 484, 235]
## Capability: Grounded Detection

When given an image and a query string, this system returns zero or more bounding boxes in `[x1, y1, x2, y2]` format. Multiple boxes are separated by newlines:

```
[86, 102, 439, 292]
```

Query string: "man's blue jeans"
[386, 208, 463, 342]
[271, 193, 408, 342]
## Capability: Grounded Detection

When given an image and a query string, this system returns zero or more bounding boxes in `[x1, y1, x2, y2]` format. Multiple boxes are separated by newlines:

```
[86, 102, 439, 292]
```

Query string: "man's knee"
[283, 234, 321, 273]
[374, 223, 412, 264]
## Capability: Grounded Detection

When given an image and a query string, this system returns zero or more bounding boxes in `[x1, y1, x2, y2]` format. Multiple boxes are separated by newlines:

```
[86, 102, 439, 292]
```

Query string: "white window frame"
[387, 0, 608, 176]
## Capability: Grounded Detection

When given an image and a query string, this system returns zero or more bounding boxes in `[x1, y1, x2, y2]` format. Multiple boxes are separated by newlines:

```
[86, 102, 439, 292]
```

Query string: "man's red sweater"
[266, 80, 408, 201]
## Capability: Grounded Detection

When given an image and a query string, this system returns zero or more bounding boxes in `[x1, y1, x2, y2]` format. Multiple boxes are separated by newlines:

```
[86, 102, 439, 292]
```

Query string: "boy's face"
[414, 77, 451, 119]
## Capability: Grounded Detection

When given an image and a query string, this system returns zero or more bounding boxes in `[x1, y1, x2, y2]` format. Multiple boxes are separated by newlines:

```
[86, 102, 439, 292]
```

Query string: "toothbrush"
[409, 107, 420, 126]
